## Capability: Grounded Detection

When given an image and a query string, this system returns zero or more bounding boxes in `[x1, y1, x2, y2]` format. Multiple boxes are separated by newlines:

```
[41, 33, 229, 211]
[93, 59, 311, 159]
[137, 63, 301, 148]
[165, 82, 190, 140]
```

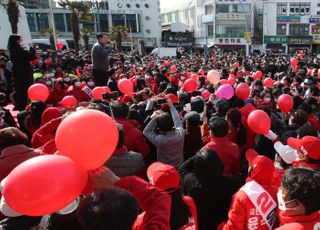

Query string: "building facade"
[263, 0, 320, 54]
[24, 0, 161, 52]
[160, 0, 256, 54]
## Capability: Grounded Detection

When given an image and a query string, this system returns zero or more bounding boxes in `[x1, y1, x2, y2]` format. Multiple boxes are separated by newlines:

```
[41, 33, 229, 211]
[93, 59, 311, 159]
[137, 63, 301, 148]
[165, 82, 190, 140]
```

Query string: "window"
[289, 24, 309, 36]
[126, 14, 138, 33]
[318, 3, 320, 7]
[112, 14, 125, 26]
[146, 29, 151, 34]
[36, 13, 49, 30]
[277, 3, 287, 15]
[26, 13, 36, 32]
[277, 23, 287, 35]
[145, 16, 150, 21]
[207, 24, 214, 37]
[65, 14, 72, 32]
[167, 13, 172, 22]
[54, 13, 65, 32]
[231, 4, 250, 13]
[317, 11, 320, 15]
[135, 3, 140, 8]
[289, 3, 311, 15]
[205, 5, 214, 15]
[126, 3, 131, 8]
[99, 14, 109, 32]
[216, 4, 229, 13]
[145, 3, 149, 8]
[82, 22, 95, 32]
[160, 14, 165, 23]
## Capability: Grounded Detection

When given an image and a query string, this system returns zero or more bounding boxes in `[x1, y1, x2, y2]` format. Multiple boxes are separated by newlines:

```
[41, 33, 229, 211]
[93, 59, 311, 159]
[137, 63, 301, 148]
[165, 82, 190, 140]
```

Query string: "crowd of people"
[0, 33, 319, 230]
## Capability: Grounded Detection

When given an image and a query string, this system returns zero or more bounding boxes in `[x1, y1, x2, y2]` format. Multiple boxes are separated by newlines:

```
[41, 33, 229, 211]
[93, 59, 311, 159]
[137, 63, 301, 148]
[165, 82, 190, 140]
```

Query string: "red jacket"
[223, 157, 278, 230]
[180, 196, 198, 230]
[308, 114, 320, 132]
[116, 118, 150, 157]
[116, 176, 171, 230]
[276, 211, 320, 229]
[47, 89, 67, 106]
[239, 104, 256, 150]
[32, 118, 60, 150]
[271, 167, 285, 189]
[203, 137, 240, 176]
[67, 86, 90, 102]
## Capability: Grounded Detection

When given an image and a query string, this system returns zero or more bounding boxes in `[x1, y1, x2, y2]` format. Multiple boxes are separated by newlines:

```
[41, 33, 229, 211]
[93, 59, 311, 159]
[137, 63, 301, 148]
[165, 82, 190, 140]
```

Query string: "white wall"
[0, 5, 32, 50]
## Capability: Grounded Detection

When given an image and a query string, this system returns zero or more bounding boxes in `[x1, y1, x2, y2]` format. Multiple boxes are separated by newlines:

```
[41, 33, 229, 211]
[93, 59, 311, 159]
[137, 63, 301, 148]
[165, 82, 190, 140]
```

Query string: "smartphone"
[102, 91, 119, 100]
[157, 98, 167, 105]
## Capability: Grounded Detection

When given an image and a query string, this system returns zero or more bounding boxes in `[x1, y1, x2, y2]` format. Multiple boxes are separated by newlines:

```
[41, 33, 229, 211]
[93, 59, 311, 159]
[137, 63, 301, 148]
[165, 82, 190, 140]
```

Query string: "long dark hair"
[227, 109, 246, 146]
[169, 189, 192, 230]
[7, 34, 21, 50]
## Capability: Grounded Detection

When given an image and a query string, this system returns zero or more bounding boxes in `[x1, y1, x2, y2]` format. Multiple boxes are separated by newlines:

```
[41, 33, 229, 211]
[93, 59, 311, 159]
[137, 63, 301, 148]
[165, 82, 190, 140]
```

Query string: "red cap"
[246, 149, 259, 166]
[41, 107, 61, 125]
[147, 162, 180, 191]
[287, 136, 320, 160]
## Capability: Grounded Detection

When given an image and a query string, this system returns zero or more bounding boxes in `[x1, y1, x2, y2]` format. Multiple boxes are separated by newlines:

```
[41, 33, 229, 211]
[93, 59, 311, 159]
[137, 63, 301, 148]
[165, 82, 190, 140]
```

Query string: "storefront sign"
[287, 36, 312, 44]
[217, 13, 246, 21]
[311, 25, 320, 34]
[163, 31, 194, 47]
[310, 17, 320, 23]
[313, 35, 320, 44]
[264, 36, 287, 44]
[217, 38, 242, 44]
[277, 16, 300, 23]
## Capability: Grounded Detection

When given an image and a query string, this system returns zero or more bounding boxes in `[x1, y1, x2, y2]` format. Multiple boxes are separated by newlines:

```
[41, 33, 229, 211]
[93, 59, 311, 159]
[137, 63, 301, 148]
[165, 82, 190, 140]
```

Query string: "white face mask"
[64, 77, 70, 82]
[45, 81, 52, 86]
[277, 191, 297, 211]
[87, 82, 95, 87]
[264, 97, 271, 103]
[74, 82, 81, 87]
[181, 76, 186, 81]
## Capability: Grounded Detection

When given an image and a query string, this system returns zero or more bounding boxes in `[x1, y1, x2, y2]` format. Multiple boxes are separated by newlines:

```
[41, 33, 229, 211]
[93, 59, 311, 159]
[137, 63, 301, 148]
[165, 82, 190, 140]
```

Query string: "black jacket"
[179, 157, 241, 230]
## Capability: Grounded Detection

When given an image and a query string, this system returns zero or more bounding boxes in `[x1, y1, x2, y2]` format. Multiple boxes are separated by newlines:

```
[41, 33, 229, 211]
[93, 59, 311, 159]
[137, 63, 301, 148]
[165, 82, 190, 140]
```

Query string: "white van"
[32, 39, 70, 50]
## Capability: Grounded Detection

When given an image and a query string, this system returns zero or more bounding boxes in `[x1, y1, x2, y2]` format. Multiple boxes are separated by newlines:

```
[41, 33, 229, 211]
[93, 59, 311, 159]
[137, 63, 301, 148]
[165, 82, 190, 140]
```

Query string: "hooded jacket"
[179, 154, 241, 230]
[223, 156, 278, 230]
[116, 118, 150, 157]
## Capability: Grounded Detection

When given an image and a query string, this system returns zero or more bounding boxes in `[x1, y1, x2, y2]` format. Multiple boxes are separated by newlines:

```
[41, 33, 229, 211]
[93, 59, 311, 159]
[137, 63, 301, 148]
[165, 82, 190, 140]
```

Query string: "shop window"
[277, 24, 287, 35]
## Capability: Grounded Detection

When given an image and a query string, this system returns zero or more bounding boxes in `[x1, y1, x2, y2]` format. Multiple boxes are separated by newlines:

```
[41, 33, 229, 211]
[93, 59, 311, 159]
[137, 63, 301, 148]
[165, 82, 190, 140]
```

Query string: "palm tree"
[1, 0, 24, 34]
[81, 27, 92, 51]
[58, 0, 89, 50]
[109, 25, 128, 52]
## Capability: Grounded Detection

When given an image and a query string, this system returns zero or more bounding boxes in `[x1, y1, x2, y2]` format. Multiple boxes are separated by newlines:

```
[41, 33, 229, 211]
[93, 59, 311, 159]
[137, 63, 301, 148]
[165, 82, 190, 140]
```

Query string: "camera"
[102, 91, 119, 100]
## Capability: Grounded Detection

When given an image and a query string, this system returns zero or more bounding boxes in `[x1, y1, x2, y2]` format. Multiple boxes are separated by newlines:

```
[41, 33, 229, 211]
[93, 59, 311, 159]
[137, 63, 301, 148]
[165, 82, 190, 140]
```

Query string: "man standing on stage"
[91, 33, 112, 86]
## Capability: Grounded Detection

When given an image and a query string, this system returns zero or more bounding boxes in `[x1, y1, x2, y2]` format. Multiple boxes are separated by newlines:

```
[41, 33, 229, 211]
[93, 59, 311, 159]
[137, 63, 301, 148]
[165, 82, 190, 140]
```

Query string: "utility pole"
[49, 0, 57, 50]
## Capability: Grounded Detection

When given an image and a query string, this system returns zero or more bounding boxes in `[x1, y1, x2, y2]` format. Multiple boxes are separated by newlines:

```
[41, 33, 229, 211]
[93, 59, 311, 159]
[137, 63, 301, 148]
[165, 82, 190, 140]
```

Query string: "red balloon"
[278, 94, 293, 113]
[183, 79, 198, 93]
[118, 79, 133, 95]
[201, 90, 211, 99]
[191, 74, 199, 81]
[62, 96, 77, 108]
[28, 84, 49, 102]
[3, 155, 87, 216]
[55, 110, 119, 171]
[56, 42, 64, 50]
[247, 110, 271, 135]
[170, 65, 177, 73]
[103, 86, 111, 93]
[198, 69, 205, 75]
[264, 77, 274, 88]
[166, 93, 179, 103]
[227, 76, 236, 85]
[92, 87, 107, 100]
[234, 62, 240, 68]
[235, 83, 250, 100]
[253, 70, 263, 80]
[291, 58, 298, 67]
